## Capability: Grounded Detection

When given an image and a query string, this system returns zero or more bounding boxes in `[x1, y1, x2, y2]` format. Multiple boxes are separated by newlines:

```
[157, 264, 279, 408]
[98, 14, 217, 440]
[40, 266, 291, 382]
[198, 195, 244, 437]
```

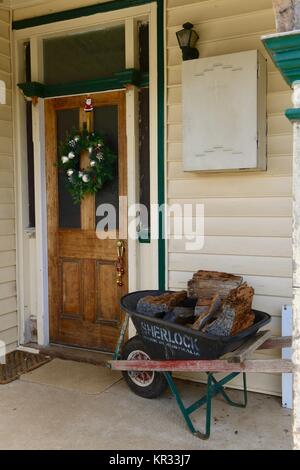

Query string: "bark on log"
[226, 283, 255, 336]
[192, 294, 221, 330]
[137, 291, 187, 315]
[202, 284, 255, 336]
[194, 297, 213, 316]
[187, 270, 243, 300]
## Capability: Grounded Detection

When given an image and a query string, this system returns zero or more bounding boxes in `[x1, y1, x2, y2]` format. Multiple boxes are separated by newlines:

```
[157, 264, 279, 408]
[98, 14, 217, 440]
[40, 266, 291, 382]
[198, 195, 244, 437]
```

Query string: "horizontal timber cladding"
[0, 7, 17, 353]
[12, 0, 152, 28]
[12, 0, 115, 22]
[166, 0, 292, 395]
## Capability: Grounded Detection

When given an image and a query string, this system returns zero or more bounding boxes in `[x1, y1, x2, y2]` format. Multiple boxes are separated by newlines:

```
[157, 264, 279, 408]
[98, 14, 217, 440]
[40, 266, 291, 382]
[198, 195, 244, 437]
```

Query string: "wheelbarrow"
[107, 291, 292, 440]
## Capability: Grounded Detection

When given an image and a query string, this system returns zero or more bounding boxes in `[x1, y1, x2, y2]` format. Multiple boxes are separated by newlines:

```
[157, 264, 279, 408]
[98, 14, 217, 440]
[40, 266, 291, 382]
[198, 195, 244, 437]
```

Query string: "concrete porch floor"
[0, 361, 292, 450]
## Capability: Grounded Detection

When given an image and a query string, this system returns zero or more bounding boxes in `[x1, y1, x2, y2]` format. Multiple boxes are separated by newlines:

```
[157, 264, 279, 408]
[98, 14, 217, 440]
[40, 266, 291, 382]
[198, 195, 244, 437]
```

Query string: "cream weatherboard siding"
[0, 7, 17, 353]
[166, 0, 292, 395]
[12, 0, 109, 21]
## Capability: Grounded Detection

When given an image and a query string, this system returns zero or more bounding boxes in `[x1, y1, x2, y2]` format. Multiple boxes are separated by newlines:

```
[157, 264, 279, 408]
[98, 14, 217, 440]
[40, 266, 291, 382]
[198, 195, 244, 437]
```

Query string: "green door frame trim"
[18, 69, 149, 98]
[14, 0, 166, 290]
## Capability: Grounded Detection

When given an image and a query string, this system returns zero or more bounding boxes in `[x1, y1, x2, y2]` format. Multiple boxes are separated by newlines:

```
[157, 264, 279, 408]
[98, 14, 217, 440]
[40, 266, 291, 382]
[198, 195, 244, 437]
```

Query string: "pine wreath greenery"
[58, 128, 117, 204]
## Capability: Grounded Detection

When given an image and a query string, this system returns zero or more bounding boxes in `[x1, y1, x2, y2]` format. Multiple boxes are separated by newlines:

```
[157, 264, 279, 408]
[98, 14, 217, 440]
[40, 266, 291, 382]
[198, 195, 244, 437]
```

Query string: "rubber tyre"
[121, 336, 168, 399]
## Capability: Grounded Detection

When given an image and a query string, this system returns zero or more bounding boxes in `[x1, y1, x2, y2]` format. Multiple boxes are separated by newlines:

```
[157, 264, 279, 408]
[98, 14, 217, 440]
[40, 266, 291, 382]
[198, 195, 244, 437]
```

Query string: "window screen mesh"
[43, 26, 125, 85]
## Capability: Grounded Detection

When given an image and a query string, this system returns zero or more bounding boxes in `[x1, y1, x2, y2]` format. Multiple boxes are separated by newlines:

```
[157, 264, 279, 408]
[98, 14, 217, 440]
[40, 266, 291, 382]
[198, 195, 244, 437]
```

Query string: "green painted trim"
[138, 229, 151, 244]
[14, 0, 165, 290]
[262, 33, 300, 87]
[157, 0, 165, 290]
[12, 0, 151, 30]
[286, 108, 300, 121]
[18, 81, 46, 98]
[140, 72, 150, 88]
[18, 77, 119, 98]
[115, 68, 141, 87]
[18, 69, 149, 98]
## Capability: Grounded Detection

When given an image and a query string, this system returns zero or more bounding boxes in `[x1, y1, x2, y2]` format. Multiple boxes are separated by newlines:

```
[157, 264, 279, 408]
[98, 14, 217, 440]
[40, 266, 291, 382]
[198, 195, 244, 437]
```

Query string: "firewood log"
[194, 297, 212, 316]
[202, 283, 255, 336]
[137, 291, 187, 316]
[188, 270, 243, 300]
[226, 283, 255, 335]
[192, 294, 222, 330]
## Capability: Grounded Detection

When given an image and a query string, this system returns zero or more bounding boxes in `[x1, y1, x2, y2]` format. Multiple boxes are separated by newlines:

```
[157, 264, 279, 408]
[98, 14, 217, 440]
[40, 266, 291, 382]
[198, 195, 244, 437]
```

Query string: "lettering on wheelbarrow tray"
[140, 321, 201, 357]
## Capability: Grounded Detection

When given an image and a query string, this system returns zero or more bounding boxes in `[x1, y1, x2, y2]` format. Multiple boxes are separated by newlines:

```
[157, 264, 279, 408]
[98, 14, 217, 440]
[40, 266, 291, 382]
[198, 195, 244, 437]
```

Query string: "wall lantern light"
[176, 22, 199, 61]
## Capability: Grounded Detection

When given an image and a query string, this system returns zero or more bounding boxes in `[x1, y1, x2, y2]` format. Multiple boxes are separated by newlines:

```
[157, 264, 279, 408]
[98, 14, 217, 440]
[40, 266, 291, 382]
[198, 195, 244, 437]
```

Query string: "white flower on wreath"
[68, 151, 75, 159]
[82, 174, 90, 183]
[61, 156, 69, 164]
[67, 169, 74, 177]
[78, 171, 83, 178]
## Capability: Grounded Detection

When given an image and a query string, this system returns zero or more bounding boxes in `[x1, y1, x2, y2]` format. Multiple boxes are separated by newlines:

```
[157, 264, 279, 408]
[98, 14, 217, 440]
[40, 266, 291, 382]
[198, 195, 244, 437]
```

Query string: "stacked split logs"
[137, 270, 256, 337]
[188, 271, 255, 336]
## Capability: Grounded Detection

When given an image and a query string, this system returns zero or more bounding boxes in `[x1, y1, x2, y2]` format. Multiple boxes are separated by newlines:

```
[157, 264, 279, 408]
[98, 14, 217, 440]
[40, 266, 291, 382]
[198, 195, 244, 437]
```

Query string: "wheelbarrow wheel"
[121, 335, 168, 399]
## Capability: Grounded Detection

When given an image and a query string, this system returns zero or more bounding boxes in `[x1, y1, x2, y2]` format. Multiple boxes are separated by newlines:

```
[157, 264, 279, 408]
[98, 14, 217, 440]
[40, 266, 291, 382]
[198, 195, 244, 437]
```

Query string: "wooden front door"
[45, 92, 127, 352]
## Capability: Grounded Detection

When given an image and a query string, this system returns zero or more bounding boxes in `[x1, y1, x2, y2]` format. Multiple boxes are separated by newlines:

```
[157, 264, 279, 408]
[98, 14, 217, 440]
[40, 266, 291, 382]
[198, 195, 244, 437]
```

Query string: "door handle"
[116, 240, 125, 287]
[117, 240, 125, 258]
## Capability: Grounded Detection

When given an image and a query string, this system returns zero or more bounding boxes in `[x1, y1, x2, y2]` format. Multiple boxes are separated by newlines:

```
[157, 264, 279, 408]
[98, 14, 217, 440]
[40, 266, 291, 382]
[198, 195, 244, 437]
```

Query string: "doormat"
[20, 358, 122, 395]
[0, 350, 51, 385]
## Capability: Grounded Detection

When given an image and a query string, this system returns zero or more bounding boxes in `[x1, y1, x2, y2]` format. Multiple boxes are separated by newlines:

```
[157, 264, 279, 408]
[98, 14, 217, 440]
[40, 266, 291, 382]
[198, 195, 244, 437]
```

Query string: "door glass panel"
[44, 26, 125, 85]
[94, 106, 119, 230]
[57, 108, 81, 228]
[139, 22, 149, 74]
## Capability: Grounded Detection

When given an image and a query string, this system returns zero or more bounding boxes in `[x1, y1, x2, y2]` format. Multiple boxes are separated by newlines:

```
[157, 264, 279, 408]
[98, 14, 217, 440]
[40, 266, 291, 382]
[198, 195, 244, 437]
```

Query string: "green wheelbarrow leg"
[163, 372, 248, 439]
[113, 313, 129, 360]
[209, 372, 248, 408]
[242, 373, 248, 407]
[163, 372, 212, 440]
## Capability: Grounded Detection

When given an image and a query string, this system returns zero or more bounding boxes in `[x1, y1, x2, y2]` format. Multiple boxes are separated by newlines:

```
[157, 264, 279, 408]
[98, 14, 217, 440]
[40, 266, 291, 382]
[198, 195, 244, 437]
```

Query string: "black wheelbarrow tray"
[108, 290, 291, 440]
[119, 290, 271, 360]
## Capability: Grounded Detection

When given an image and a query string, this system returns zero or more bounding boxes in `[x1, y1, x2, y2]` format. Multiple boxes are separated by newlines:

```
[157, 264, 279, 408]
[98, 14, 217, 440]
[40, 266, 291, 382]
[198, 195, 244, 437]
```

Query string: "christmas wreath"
[58, 129, 117, 204]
